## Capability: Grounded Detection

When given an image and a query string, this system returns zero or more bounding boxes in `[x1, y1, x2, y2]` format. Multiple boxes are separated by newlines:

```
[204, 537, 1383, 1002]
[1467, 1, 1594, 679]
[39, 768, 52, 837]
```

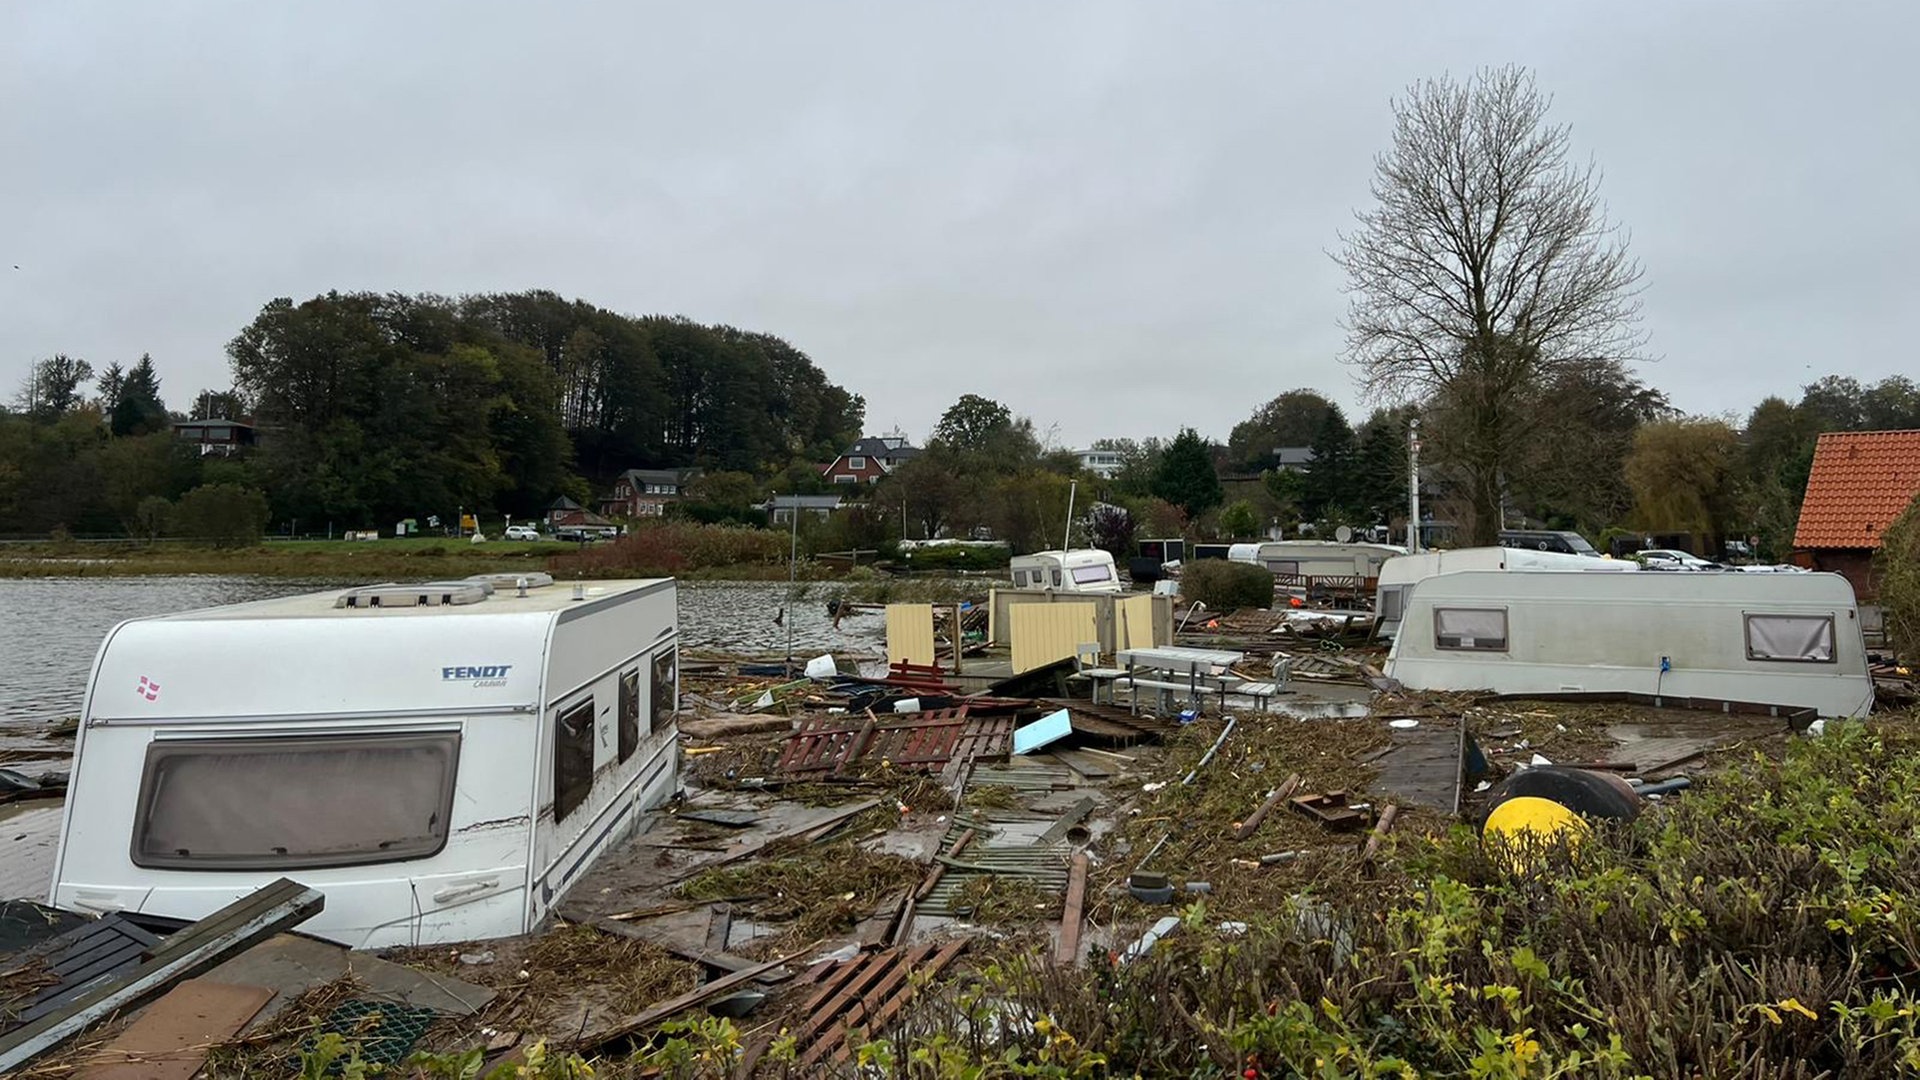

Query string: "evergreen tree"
[1151, 428, 1222, 519]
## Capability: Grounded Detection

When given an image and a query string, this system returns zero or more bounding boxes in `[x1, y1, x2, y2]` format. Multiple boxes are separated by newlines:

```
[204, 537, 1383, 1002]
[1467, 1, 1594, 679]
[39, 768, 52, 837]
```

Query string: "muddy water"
[0, 576, 883, 732]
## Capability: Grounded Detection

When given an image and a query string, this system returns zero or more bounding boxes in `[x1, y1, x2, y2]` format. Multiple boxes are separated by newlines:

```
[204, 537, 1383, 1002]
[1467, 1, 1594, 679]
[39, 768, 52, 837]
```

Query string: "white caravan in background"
[1384, 570, 1872, 718]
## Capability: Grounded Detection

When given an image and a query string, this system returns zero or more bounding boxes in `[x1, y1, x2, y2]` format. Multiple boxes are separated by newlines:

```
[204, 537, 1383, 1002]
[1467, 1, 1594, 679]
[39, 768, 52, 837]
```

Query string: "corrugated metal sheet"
[917, 817, 1072, 916]
[1115, 594, 1158, 650]
[886, 604, 936, 667]
[1010, 603, 1097, 674]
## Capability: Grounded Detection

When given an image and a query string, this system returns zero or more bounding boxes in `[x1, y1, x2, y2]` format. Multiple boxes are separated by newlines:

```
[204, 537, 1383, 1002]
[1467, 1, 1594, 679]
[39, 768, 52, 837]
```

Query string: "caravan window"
[1070, 564, 1112, 584]
[131, 732, 459, 870]
[1267, 560, 1300, 577]
[1014, 570, 1029, 587]
[1434, 607, 1508, 651]
[651, 647, 677, 733]
[1745, 614, 1835, 663]
[1378, 586, 1405, 623]
[618, 668, 640, 763]
[1050, 569, 1062, 587]
[554, 697, 595, 822]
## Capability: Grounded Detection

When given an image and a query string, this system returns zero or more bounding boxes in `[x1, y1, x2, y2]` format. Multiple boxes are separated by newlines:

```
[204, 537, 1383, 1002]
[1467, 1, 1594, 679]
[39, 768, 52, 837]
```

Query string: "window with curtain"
[1434, 607, 1508, 651]
[554, 697, 594, 822]
[132, 731, 459, 870]
[1744, 614, 1835, 662]
[651, 647, 677, 734]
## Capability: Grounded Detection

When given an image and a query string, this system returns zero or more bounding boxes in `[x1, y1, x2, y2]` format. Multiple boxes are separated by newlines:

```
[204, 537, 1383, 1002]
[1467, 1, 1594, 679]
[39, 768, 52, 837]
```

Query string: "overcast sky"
[4, 2, 1916, 449]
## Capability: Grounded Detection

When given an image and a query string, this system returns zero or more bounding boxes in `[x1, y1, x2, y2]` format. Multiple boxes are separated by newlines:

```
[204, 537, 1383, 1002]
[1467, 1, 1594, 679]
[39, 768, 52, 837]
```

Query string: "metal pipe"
[1182, 716, 1237, 785]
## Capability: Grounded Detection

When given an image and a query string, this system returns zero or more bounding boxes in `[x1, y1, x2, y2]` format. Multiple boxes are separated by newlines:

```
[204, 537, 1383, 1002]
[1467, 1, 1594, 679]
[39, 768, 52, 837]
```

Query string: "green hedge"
[1179, 559, 1273, 610]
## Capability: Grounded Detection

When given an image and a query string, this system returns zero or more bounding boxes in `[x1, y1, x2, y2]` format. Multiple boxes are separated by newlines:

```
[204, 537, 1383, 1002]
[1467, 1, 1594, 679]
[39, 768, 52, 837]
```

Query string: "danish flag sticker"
[136, 676, 161, 702]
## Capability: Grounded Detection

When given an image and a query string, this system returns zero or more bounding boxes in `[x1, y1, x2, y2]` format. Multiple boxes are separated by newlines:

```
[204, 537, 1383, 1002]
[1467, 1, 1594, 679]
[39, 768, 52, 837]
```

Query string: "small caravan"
[1374, 547, 1634, 637]
[1009, 549, 1123, 593]
[51, 577, 681, 948]
[1384, 570, 1872, 717]
[1254, 541, 1406, 580]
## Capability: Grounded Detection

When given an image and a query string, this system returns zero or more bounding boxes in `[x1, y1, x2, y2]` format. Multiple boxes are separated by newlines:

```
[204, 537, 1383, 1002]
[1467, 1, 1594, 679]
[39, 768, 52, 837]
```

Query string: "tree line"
[1, 290, 865, 536]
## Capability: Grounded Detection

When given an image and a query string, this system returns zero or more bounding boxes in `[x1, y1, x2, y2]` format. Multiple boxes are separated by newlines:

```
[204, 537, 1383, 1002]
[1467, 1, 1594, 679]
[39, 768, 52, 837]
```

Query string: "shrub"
[172, 483, 269, 548]
[898, 543, 1007, 573]
[1876, 492, 1920, 661]
[1179, 559, 1273, 610]
[549, 520, 788, 576]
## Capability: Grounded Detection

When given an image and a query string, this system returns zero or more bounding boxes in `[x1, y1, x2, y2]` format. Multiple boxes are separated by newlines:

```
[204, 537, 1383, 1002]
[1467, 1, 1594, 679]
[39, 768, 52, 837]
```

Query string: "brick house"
[600, 468, 701, 518]
[1792, 429, 1920, 601]
[821, 437, 919, 485]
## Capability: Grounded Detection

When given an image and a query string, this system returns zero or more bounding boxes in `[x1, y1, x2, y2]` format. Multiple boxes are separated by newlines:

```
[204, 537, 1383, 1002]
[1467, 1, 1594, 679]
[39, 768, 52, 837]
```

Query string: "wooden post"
[1361, 804, 1401, 872]
[1233, 772, 1302, 840]
[952, 603, 965, 675]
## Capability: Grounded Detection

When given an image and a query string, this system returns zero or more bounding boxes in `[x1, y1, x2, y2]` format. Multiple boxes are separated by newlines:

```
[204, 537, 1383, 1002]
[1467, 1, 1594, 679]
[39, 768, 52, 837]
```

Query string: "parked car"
[1637, 549, 1725, 571]
[504, 524, 542, 541]
[1497, 529, 1601, 557]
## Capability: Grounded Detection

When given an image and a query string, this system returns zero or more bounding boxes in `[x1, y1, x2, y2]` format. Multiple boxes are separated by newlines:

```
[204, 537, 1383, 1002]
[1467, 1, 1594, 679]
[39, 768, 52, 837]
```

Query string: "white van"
[1384, 570, 1872, 717]
[1374, 547, 1634, 638]
[1008, 550, 1124, 594]
[50, 576, 680, 948]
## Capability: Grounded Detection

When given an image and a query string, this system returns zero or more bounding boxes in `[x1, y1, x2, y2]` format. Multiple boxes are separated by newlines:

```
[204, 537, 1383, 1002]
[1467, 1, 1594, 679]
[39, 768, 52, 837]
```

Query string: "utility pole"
[784, 492, 799, 671]
[1407, 418, 1422, 553]
[1060, 480, 1077, 551]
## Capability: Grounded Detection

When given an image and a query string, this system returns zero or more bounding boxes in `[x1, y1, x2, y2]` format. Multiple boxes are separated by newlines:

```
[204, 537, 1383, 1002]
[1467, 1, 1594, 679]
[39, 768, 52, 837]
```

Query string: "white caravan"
[1374, 547, 1635, 638]
[1254, 541, 1406, 580]
[1009, 550, 1123, 594]
[1384, 570, 1872, 717]
[51, 577, 681, 948]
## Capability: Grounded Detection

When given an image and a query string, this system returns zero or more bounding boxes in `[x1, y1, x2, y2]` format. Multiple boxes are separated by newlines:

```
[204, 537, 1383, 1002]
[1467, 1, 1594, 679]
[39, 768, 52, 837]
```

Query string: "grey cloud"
[3, 1, 1915, 448]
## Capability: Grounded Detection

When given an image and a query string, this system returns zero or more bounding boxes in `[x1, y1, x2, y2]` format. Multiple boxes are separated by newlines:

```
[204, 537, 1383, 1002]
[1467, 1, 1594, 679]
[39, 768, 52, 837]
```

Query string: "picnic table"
[1115, 646, 1247, 714]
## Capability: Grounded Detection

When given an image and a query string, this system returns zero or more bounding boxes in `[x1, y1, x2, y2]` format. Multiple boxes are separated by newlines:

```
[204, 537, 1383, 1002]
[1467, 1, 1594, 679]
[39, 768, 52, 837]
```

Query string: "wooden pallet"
[785, 941, 968, 1066]
[777, 709, 1014, 774]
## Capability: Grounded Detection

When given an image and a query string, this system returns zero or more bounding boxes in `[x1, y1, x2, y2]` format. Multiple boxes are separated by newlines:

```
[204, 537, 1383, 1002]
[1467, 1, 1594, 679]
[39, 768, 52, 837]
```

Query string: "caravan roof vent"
[466, 572, 555, 590]
[334, 583, 490, 609]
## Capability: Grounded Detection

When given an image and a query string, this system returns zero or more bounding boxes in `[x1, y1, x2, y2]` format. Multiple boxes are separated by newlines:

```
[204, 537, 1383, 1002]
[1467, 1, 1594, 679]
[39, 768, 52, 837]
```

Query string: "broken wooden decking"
[776, 709, 1015, 775]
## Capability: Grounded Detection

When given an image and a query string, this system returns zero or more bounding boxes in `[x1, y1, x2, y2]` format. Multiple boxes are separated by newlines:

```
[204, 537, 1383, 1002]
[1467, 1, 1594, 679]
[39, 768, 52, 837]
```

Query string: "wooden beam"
[912, 828, 975, 902]
[1055, 852, 1090, 968]
[583, 949, 801, 1054]
[0, 879, 323, 1076]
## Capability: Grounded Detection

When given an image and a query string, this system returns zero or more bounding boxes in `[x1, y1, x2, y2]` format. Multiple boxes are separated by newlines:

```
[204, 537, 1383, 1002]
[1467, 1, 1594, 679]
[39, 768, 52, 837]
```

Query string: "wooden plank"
[0, 878, 324, 1076]
[583, 950, 798, 1053]
[1035, 797, 1098, 846]
[913, 829, 975, 902]
[1054, 852, 1090, 968]
[74, 979, 273, 1080]
[586, 916, 789, 985]
[1233, 773, 1303, 840]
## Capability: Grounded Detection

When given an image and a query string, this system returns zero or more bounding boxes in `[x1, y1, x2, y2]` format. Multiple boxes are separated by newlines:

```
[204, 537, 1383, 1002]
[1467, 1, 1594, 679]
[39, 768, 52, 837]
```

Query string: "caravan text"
[443, 664, 513, 688]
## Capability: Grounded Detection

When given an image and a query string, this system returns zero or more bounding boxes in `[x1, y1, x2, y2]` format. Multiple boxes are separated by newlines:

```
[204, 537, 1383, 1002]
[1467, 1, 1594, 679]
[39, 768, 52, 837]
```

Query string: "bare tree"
[1336, 66, 1644, 544]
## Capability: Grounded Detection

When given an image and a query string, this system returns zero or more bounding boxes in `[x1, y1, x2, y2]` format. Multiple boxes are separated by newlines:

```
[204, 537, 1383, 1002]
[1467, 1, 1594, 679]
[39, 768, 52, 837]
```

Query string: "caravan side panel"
[529, 582, 679, 923]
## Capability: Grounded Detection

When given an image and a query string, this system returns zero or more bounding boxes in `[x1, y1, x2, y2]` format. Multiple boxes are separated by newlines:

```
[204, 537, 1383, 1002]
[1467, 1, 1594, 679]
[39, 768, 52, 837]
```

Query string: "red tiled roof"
[1793, 430, 1920, 549]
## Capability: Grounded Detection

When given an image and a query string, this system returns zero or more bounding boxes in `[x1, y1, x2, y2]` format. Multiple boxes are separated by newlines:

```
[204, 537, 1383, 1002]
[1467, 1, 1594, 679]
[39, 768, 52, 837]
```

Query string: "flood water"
[0, 576, 885, 732]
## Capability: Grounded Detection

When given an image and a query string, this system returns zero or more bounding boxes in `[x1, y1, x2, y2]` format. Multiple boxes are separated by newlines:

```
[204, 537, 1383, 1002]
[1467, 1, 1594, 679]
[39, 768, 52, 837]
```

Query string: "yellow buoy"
[1483, 796, 1590, 869]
